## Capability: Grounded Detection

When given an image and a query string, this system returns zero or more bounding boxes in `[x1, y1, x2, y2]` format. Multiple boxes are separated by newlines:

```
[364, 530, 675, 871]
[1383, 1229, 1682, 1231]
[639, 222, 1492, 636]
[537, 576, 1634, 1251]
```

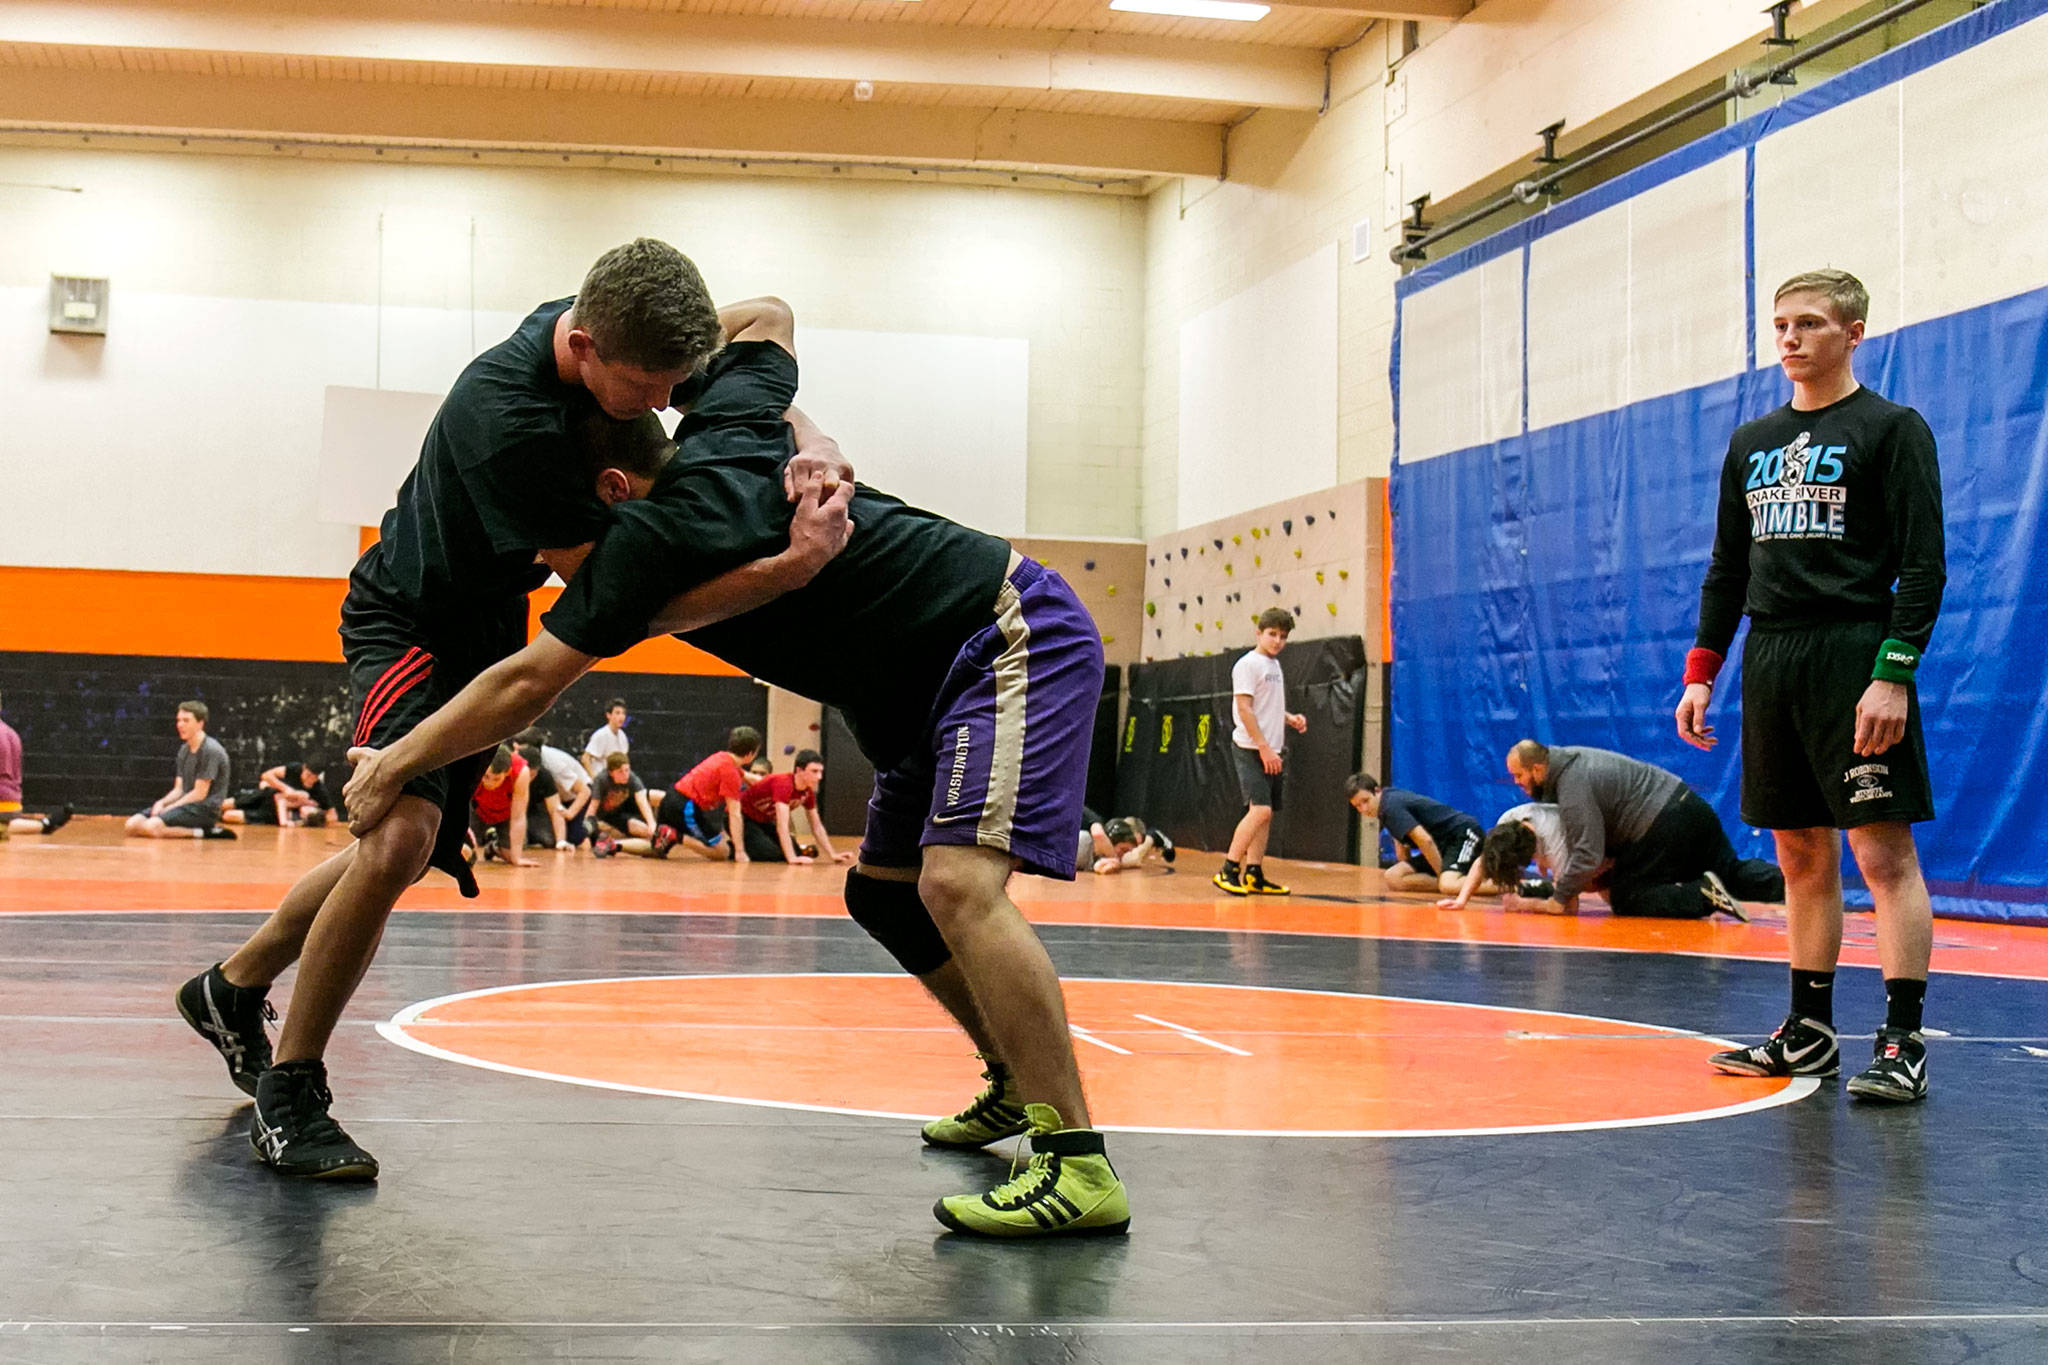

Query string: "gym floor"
[3, 822, 2046, 1362]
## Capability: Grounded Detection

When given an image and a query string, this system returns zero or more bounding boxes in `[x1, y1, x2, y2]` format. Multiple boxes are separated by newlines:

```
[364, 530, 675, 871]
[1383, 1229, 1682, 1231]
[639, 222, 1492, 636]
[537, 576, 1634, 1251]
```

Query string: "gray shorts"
[140, 803, 217, 831]
[1232, 746, 1284, 812]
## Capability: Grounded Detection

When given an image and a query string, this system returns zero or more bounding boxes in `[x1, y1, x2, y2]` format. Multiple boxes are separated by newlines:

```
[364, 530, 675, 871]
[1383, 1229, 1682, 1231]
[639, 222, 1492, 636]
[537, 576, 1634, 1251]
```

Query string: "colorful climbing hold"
[1282, 519, 1293, 535]
[1106, 585, 1117, 596]
[1084, 560, 1096, 571]
[1338, 569, 1350, 581]
[1327, 602, 1338, 615]
[1231, 535, 1241, 546]
[1146, 602, 1157, 617]
[1315, 571, 1325, 584]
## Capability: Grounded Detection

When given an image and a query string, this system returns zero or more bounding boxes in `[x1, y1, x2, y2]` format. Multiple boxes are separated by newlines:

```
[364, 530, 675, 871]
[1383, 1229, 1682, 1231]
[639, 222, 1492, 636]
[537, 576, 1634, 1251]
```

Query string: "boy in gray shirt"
[125, 700, 235, 840]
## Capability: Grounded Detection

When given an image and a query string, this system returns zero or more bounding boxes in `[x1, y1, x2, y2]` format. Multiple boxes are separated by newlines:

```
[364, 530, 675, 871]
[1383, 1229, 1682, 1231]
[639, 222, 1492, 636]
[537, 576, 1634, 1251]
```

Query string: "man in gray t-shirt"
[1502, 739, 1781, 919]
[125, 700, 235, 840]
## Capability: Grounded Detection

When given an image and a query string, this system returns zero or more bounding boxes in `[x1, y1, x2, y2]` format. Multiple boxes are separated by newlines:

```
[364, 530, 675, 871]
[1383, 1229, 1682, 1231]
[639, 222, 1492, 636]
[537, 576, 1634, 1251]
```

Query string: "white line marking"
[11, 905, 2045, 983]
[378, 972, 1822, 1138]
[1132, 1012, 1251, 1056]
[1068, 1025, 1131, 1055]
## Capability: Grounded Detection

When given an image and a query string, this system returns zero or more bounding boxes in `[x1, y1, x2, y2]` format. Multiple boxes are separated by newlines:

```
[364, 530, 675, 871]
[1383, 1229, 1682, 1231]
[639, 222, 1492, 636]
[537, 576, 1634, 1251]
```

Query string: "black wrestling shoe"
[1148, 828, 1176, 864]
[480, 827, 502, 862]
[202, 826, 238, 840]
[1708, 1014, 1838, 1078]
[176, 963, 276, 1096]
[251, 1060, 379, 1180]
[43, 803, 75, 834]
[1846, 1027, 1929, 1103]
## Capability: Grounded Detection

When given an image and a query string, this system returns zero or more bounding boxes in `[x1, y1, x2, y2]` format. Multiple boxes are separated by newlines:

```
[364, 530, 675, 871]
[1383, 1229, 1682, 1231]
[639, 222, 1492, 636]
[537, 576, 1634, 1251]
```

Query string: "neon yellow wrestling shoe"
[921, 1055, 1030, 1150]
[933, 1104, 1130, 1238]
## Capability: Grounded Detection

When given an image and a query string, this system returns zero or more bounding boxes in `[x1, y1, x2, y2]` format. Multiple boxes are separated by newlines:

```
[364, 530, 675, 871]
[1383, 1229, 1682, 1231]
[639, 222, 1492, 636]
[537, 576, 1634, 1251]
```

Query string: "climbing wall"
[1142, 481, 1379, 662]
[1010, 537, 1147, 668]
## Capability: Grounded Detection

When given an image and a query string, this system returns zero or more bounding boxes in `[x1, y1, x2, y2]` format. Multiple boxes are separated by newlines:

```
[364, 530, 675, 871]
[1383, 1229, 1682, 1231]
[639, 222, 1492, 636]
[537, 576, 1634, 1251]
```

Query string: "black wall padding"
[1113, 637, 1367, 863]
[1085, 664, 1122, 819]
[0, 650, 764, 817]
[818, 707, 875, 840]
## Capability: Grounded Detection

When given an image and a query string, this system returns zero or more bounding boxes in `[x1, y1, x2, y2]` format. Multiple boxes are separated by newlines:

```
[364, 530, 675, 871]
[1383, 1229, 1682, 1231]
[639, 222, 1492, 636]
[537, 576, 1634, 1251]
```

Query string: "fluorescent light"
[1110, 0, 1269, 20]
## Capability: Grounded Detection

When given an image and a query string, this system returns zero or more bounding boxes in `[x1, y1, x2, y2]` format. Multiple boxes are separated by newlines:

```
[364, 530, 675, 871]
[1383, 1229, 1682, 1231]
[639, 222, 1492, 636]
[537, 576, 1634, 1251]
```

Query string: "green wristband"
[1871, 637, 1921, 684]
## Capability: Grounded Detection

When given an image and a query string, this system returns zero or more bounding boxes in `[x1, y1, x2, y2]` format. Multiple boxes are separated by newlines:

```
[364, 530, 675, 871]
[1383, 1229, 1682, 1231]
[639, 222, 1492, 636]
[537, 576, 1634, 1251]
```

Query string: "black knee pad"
[843, 869, 952, 976]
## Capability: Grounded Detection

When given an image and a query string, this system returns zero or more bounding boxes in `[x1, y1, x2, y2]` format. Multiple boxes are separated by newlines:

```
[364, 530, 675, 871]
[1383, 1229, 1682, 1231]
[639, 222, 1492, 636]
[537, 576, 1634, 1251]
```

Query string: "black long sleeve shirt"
[1695, 387, 1946, 655]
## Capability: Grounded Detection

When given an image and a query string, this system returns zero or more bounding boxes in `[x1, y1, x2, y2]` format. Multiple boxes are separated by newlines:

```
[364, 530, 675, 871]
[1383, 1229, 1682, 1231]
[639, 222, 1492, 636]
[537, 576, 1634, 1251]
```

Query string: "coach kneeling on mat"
[1504, 739, 1782, 920]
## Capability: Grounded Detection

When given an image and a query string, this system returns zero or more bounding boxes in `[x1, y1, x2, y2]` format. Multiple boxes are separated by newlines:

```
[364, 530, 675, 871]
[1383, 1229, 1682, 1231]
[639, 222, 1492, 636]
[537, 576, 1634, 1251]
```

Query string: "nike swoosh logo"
[1784, 1038, 1827, 1062]
[928, 811, 979, 825]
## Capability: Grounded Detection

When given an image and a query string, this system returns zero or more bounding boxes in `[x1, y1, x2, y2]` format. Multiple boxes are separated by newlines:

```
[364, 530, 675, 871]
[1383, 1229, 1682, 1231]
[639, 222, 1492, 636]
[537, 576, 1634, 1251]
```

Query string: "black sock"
[1790, 969, 1835, 1027]
[1884, 977, 1927, 1034]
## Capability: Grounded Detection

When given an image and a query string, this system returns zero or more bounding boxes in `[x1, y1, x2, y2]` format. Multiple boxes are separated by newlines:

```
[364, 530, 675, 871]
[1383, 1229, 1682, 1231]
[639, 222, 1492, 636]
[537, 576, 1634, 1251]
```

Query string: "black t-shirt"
[347, 299, 613, 629]
[1696, 387, 1945, 654]
[517, 746, 557, 803]
[283, 762, 333, 811]
[543, 340, 1012, 768]
[1377, 788, 1478, 853]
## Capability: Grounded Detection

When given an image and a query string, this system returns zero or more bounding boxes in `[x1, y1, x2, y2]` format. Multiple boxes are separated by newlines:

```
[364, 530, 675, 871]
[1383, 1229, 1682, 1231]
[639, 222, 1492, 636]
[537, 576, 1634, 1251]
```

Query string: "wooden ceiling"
[0, 0, 1472, 180]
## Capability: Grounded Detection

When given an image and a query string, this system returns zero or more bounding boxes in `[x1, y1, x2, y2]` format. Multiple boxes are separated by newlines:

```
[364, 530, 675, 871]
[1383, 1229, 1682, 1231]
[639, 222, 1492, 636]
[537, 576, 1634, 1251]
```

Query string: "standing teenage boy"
[1678, 268, 1945, 1103]
[1214, 608, 1308, 896]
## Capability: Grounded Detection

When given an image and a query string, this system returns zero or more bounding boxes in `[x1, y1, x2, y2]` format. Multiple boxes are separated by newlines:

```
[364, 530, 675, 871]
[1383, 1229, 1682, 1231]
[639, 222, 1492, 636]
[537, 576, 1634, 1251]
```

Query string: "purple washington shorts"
[858, 557, 1104, 881]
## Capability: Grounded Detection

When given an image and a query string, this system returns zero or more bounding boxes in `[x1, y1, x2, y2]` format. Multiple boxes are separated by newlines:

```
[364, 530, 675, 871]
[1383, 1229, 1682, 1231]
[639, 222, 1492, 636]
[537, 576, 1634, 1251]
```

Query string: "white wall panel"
[1526, 203, 1629, 433]
[790, 329, 1031, 539]
[1753, 84, 1903, 352]
[1397, 249, 1522, 464]
[1901, 14, 2048, 326]
[1628, 154, 1748, 402]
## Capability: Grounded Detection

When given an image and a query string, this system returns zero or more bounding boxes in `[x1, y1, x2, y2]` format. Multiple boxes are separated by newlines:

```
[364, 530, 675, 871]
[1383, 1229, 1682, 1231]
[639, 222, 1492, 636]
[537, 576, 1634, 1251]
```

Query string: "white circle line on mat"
[379, 973, 1821, 1139]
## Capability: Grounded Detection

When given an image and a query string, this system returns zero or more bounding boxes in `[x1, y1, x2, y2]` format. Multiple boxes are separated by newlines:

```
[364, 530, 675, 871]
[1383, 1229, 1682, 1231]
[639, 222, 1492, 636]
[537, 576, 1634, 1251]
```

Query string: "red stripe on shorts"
[356, 664, 434, 748]
[354, 649, 433, 747]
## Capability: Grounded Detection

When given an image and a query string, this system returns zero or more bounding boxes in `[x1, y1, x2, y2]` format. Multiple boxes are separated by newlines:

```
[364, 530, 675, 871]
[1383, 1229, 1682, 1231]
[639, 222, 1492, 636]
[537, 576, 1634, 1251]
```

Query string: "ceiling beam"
[0, 65, 1228, 178]
[0, 0, 1328, 110]
[1272, 0, 1470, 14]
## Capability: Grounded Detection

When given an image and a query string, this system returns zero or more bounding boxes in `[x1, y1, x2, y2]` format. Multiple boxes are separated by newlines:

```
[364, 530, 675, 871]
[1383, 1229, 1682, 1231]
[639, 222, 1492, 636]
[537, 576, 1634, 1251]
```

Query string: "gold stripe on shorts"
[977, 571, 1032, 851]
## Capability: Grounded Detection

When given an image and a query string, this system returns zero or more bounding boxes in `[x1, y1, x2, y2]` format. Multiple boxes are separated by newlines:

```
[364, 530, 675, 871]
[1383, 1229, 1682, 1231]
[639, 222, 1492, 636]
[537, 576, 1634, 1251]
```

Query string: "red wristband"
[1683, 648, 1724, 687]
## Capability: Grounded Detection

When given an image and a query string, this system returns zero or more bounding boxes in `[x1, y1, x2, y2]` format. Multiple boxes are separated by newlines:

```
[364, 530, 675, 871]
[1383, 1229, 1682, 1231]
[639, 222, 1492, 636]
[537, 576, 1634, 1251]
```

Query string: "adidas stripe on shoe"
[933, 1104, 1129, 1239]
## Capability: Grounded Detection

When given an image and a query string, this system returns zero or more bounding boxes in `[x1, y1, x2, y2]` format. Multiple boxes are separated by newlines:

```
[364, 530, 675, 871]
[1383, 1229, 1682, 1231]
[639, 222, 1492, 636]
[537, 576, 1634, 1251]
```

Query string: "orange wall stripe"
[0, 565, 743, 677]
[0, 566, 351, 662]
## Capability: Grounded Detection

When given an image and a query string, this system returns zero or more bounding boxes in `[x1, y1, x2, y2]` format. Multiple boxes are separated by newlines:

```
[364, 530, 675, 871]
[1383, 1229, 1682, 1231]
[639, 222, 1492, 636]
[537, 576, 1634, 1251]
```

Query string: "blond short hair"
[1774, 269, 1869, 326]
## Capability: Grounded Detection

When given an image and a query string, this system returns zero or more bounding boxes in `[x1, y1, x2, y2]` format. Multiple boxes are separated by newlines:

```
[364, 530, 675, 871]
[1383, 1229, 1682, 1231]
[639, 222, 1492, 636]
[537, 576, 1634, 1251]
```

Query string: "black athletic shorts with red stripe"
[341, 594, 529, 899]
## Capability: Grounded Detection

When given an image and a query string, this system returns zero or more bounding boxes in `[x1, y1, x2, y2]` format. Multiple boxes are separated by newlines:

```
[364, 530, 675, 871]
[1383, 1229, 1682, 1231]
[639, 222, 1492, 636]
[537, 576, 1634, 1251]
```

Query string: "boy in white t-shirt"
[581, 697, 630, 776]
[1215, 608, 1307, 896]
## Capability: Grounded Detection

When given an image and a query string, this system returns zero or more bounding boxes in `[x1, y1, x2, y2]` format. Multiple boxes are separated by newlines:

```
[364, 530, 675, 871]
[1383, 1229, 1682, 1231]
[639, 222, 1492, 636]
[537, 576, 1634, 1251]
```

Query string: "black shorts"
[1232, 746, 1285, 812]
[140, 803, 218, 831]
[1440, 821, 1484, 876]
[342, 594, 529, 898]
[1741, 620, 1936, 830]
[656, 790, 727, 846]
[593, 803, 641, 834]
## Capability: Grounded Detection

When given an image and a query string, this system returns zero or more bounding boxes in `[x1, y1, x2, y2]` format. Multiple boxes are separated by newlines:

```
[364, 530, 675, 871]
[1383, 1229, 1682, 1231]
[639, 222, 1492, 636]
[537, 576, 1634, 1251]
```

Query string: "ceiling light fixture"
[1109, 0, 1269, 20]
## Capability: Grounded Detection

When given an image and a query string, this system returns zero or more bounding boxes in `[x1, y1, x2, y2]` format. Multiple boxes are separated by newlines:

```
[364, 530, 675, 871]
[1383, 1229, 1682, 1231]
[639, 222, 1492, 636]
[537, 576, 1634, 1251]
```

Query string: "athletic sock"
[1883, 977, 1927, 1034]
[1790, 969, 1836, 1027]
